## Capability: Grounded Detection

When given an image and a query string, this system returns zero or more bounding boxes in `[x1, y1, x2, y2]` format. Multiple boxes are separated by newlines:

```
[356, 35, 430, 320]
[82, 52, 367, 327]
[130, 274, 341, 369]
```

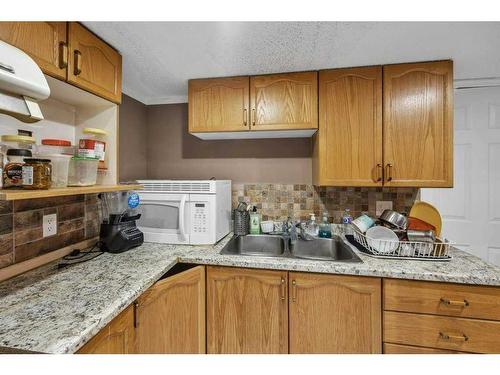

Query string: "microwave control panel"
[191, 202, 209, 234]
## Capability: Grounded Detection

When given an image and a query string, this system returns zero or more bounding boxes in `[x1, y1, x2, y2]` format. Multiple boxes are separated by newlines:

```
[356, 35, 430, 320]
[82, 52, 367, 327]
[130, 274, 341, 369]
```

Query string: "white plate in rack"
[366, 226, 399, 254]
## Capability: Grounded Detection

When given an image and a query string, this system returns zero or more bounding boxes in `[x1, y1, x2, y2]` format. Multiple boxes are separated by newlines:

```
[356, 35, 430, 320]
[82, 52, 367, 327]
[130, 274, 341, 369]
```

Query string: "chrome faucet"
[283, 217, 315, 245]
[282, 217, 298, 245]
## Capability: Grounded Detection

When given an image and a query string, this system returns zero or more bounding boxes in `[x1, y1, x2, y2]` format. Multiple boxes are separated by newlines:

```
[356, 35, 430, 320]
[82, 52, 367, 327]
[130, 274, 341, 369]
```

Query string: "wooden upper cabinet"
[188, 76, 250, 133]
[77, 305, 135, 354]
[206, 266, 288, 354]
[314, 66, 383, 186]
[0, 22, 68, 80]
[67, 22, 122, 104]
[250, 71, 318, 131]
[135, 266, 206, 354]
[383, 60, 453, 187]
[289, 273, 381, 354]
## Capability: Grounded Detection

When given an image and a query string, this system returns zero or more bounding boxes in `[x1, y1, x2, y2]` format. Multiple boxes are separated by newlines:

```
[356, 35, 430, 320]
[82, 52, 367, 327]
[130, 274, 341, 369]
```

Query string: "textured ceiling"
[83, 22, 500, 105]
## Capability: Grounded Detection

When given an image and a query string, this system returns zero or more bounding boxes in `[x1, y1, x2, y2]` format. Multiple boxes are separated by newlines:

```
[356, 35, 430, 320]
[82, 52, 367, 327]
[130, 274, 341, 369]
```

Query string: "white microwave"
[136, 180, 231, 245]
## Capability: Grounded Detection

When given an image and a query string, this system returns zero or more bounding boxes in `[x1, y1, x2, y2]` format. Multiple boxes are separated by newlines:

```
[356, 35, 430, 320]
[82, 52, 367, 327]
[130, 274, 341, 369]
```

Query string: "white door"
[421, 86, 500, 265]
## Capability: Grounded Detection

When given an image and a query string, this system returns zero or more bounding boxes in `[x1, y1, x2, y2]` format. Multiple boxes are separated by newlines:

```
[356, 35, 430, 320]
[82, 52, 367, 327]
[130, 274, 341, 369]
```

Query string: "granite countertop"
[1, 232, 500, 354]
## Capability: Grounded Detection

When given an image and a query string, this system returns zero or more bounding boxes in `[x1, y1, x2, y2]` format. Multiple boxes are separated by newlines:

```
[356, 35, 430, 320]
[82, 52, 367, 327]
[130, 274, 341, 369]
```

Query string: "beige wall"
[119, 95, 148, 181]
[120, 95, 313, 184]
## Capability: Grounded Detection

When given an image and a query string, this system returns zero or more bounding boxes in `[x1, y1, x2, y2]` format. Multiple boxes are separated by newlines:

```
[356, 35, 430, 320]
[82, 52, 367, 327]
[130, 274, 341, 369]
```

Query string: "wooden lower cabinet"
[77, 305, 135, 354]
[289, 273, 382, 353]
[384, 311, 500, 354]
[206, 267, 382, 354]
[135, 265, 206, 353]
[206, 266, 288, 354]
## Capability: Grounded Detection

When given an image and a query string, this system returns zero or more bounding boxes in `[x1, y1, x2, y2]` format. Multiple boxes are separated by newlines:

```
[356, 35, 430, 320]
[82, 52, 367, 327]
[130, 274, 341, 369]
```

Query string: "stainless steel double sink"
[220, 234, 362, 262]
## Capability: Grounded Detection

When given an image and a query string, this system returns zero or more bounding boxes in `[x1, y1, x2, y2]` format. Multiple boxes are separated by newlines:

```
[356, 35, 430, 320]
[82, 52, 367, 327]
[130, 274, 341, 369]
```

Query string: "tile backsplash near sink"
[232, 184, 419, 222]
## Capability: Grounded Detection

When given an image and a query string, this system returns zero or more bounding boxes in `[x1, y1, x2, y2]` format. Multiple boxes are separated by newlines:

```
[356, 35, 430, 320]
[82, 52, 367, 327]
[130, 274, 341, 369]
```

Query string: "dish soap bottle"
[306, 213, 319, 237]
[318, 211, 332, 238]
[249, 206, 261, 235]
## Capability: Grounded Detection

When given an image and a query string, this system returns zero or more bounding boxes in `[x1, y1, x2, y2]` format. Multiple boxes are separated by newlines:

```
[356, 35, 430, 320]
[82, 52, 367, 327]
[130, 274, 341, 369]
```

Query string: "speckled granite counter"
[1, 233, 500, 354]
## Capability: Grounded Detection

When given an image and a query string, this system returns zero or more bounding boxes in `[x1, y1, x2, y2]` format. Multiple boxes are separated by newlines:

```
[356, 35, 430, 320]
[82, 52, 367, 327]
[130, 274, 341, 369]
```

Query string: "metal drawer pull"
[375, 164, 383, 182]
[280, 278, 286, 300]
[243, 109, 248, 126]
[58, 41, 68, 69]
[291, 280, 297, 302]
[74, 50, 82, 76]
[439, 332, 468, 342]
[251, 108, 256, 125]
[440, 298, 469, 307]
[386, 164, 393, 181]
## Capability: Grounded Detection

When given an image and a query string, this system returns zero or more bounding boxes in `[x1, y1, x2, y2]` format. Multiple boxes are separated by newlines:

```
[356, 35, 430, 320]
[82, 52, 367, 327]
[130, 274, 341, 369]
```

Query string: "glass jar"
[22, 158, 52, 190]
[3, 149, 32, 188]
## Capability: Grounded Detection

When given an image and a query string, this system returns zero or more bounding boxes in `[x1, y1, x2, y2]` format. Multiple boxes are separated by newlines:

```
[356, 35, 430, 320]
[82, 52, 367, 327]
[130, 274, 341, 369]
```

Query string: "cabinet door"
[188, 76, 250, 133]
[0, 22, 67, 80]
[207, 266, 288, 354]
[250, 72, 318, 131]
[289, 273, 381, 353]
[383, 60, 453, 187]
[77, 305, 135, 354]
[314, 67, 383, 186]
[135, 266, 206, 353]
[68, 22, 122, 104]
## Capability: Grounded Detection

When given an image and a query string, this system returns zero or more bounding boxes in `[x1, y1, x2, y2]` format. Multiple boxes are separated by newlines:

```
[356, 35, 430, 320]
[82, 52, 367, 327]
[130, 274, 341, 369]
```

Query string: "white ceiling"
[83, 22, 500, 105]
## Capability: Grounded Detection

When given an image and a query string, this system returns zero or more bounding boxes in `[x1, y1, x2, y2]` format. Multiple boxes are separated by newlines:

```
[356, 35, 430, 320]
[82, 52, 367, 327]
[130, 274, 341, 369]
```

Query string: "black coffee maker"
[98, 192, 144, 253]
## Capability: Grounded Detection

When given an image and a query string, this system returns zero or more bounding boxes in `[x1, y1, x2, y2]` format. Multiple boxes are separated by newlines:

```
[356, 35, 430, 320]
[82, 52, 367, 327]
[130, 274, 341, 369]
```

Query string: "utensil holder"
[233, 210, 250, 236]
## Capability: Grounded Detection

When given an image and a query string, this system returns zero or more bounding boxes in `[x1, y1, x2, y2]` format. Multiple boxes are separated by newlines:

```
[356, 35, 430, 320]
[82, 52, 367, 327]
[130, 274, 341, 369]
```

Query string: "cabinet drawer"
[384, 279, 500, 320]
[383, 343, 465, 354]
[384, 311, 500, 353]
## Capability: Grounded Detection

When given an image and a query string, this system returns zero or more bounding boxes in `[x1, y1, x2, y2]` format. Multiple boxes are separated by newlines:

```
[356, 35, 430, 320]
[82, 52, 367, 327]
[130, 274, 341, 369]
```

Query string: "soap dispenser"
[306, 213, 319, 237]
[249, 206, 261, 235]
[318, 211, 332, 238]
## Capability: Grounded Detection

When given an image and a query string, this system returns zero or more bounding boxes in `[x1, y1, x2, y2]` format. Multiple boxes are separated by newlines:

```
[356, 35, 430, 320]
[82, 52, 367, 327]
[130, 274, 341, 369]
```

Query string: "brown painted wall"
[146, 103, 312, 183]
[119, 95, 148, 181]
[119, 95, 313, 183]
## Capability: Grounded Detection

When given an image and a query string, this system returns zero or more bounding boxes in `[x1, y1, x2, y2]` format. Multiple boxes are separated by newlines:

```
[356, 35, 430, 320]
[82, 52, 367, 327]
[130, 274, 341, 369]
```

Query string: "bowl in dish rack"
[365, 226, 399, 254]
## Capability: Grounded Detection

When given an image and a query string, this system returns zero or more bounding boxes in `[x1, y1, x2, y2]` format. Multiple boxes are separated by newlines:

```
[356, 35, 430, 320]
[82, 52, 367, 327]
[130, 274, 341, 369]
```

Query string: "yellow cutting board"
[409, 201, 442, 237]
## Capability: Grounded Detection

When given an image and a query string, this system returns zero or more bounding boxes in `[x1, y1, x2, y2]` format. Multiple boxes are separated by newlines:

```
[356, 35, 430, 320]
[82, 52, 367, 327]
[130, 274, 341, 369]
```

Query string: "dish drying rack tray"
[347, 228, 452, 261]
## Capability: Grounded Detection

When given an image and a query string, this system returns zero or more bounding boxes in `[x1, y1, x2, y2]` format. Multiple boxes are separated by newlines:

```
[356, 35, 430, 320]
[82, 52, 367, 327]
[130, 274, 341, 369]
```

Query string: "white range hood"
[0, 40, 50, 123]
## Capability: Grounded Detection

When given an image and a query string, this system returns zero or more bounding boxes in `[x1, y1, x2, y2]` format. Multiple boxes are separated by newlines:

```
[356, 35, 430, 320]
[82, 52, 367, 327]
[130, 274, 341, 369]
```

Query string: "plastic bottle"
[318, 211, 332, 238]
[306, 213, 319, 237]
[249, 206, 261, 235]
[341, 208, 353, 235]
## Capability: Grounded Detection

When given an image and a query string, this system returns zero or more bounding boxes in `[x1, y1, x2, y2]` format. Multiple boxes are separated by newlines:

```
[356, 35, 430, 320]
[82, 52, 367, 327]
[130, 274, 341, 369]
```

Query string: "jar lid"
[1, 135, 36, 144]
[41, 139, 72, 146]
[23, 158, 51, 163]
[83, 128, 107, 136]
[6, 149, 32, 157]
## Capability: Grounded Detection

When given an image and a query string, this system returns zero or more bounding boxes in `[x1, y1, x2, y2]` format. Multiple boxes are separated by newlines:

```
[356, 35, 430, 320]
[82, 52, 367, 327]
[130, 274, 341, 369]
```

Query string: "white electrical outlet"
[376, 201, 393, 216]
[43, 213, 57, 237]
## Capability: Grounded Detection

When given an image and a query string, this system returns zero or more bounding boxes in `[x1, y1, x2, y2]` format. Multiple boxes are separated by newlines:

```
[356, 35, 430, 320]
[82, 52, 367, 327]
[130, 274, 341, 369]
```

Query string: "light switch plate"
[376, 201, 393, 216]
[43, 213, 57, 237]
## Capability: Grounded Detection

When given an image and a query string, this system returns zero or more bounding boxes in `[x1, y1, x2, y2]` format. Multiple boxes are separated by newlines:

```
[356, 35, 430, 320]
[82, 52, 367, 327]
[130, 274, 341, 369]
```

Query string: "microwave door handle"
[178, 195, 187, 239]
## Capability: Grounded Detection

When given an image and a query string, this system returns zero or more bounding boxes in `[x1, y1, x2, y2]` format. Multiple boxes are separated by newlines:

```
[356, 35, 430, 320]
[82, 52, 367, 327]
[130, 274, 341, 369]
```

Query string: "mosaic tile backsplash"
[232, 184, 419, 222]
[0, 194, 101, 270]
